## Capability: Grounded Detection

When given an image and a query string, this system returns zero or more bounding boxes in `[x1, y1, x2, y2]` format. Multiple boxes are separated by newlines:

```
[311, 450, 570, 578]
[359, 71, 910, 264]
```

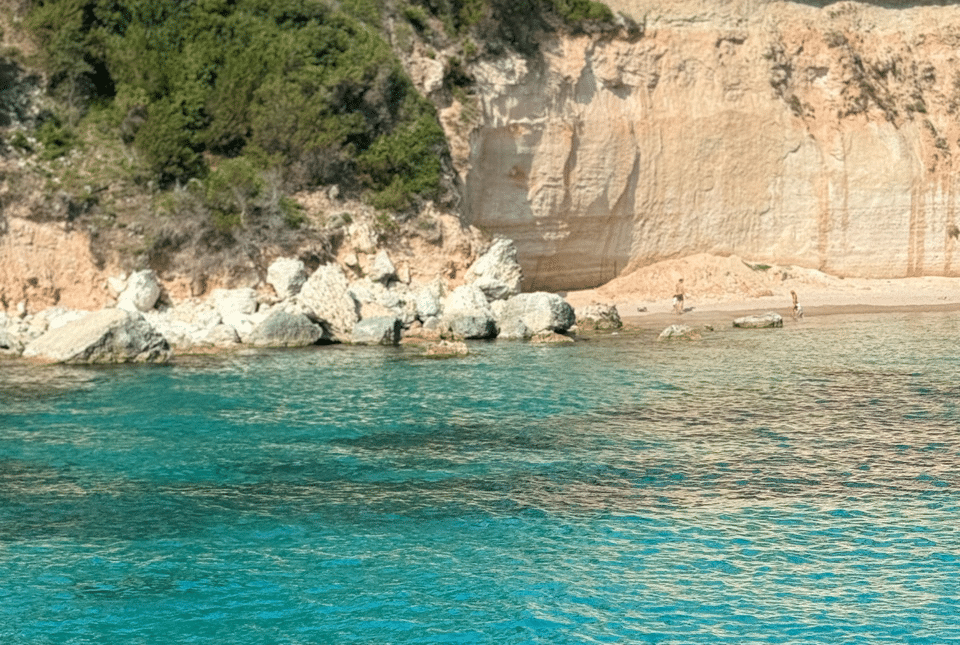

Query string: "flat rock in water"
[247, 310, 326, 347]
[530, 331, 575, 343]
[658, 324, 701, 340]
[22, 309, 172, 363]
[424, 340, 469, 357]
[732, 312, 783, 328]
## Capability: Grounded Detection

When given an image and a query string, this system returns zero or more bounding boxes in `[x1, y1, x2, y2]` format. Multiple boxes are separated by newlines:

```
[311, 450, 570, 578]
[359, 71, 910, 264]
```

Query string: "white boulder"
[23, 309, 171, 363]
[464, 238, 523, 301]
[492, 293, 576, 340]
[267, 257, 309, 299]
[118, 270, 161, 312]
[296, 263, 359, 341]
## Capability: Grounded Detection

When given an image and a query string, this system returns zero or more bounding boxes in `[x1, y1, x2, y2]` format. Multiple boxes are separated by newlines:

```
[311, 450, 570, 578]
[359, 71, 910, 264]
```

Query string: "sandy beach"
[564, 254, 960, 330]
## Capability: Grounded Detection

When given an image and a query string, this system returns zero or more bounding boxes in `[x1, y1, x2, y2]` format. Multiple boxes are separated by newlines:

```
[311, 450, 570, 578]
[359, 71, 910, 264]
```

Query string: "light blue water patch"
[2, 312, 960, 643]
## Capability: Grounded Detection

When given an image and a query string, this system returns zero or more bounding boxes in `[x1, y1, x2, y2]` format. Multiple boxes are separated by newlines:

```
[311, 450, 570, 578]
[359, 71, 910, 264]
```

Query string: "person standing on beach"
[673, 278, 685, 314]
[791, 290, 803, 320]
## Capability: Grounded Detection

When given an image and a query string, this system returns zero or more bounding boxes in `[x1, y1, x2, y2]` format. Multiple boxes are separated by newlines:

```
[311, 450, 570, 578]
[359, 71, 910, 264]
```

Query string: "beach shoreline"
[565, 269, 960, 331]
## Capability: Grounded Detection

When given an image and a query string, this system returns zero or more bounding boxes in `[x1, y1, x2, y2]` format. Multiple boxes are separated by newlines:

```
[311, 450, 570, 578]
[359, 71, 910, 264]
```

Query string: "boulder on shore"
[267, 257, 308, 299]
[297, 263, 359, 341]
[464, 238, 523, 301]
[439, 284, 498, 339]
[247, 310, 327, 347]
[576, 303, 623, 331]
[493, 292, 576, 340]
[351, 316, 402, 345]
[117, 269, 161, 312]
[732, 312, 783, 329]
[22, 309, 172, 363]
[0, 326, 24, 355]
[368, 249, 398, 284]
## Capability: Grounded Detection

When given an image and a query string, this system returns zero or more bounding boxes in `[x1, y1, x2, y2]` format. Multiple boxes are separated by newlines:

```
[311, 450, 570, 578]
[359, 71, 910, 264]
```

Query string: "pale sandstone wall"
[0, 217, 112, 311]
[464, 0, 960, 290]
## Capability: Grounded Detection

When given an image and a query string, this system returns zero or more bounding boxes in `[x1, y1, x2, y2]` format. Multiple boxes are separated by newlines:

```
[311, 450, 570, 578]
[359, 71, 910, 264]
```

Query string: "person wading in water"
[791, 290, 804, 320]
[673, 278, 685, 315]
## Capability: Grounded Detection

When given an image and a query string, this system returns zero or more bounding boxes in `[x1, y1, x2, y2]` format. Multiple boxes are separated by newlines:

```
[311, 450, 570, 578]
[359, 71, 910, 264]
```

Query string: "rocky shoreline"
[0, 239, 623, 364]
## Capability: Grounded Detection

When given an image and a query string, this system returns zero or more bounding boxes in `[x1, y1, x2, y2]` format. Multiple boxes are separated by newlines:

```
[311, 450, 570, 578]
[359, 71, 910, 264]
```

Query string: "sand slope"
[565, 254, 960, 328]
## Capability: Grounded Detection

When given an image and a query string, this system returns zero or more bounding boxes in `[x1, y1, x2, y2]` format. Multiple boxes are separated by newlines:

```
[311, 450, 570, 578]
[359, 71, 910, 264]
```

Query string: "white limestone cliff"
[461, 0, 960, 290]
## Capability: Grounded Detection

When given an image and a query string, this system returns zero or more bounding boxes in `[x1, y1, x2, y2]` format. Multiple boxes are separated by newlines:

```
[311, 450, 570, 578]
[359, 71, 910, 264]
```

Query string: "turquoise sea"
[2, 311, 960, 644]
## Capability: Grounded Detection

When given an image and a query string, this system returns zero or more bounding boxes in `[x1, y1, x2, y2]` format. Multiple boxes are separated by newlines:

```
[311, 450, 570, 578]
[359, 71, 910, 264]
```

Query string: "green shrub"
[205, 156, 262, 227]
[36, 118, 77, 160]
[358, 112, 446, 210]
[10, 130, 32, 153]
[545, 0, 613, 22]
[281, 197, 306, 229]
[132, 99, 205, 185]
[404, 5, 430, 31]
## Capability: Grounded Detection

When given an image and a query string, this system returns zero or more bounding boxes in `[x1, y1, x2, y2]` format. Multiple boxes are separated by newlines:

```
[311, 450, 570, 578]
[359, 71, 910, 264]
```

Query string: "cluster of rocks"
[657, 312, 784, 341]
[2, 238, 591, 364]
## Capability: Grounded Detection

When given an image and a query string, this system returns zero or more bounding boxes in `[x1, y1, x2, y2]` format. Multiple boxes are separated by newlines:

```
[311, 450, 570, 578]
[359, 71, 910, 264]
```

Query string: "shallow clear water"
[2, 311, 960, 643]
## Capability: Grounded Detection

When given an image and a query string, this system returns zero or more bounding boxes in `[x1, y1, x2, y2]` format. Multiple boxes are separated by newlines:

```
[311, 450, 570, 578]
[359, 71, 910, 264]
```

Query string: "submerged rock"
[424, 340, 469, 357]
[23, 309, 171, 363]
[530, 331, 575, 344]
[658, 324, 701, 340]
[733, 312, 783, 329]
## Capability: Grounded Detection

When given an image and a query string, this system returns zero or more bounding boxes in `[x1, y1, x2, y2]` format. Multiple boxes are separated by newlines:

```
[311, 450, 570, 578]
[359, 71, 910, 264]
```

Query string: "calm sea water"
[2, 311, 960, 644]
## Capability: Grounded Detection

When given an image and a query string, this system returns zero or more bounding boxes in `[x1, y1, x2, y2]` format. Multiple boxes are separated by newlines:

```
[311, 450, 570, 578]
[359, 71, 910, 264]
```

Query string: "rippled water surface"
[2, 311, 960, 643]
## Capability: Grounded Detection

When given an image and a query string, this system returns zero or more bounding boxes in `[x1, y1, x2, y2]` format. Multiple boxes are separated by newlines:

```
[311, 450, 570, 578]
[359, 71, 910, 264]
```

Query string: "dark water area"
[2, 311, 959, 643]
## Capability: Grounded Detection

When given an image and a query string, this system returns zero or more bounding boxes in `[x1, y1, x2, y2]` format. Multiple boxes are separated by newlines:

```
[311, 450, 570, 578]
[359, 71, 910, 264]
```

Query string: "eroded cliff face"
[463, 0, 960, 290]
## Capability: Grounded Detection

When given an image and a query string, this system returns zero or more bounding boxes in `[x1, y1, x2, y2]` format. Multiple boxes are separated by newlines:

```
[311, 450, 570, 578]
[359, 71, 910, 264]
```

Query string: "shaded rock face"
[22, 309, 171, 363]
[0, 325, 24, 355]
[351, 316, 402, 346]
[247, 310, 326, 347]
[439, 284, 498, 339]
[463, 0, 960, 290]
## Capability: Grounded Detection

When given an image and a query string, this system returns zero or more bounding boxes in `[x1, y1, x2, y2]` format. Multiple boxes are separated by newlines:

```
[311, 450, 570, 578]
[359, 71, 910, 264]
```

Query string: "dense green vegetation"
[25, 0, 451, 212]
[18, 0, 614, 231]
